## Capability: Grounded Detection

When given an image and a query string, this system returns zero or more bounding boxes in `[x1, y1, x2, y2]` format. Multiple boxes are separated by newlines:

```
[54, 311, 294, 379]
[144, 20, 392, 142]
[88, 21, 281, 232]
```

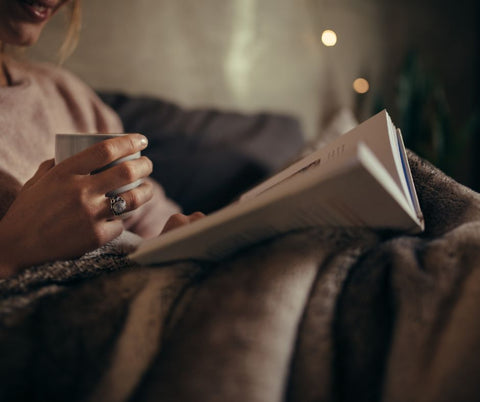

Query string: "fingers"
[51, 134, 152, 199]
[92, 156, 153, 196]
[161, 214, 190, 233]
[161, 211, 205, 234]
[97, 181, 154, 220]
[189, 211, 206, 223]
[61, 134, 149, 175]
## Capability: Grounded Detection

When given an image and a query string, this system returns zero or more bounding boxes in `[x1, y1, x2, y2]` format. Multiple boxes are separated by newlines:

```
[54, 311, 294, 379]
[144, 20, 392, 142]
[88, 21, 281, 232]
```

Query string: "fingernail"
[139, 135, 148, 148]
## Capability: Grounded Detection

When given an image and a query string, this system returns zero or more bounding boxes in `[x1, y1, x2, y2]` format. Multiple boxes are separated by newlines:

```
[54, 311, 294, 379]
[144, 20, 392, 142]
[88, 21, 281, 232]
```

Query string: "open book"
[129, 110, 424, 265]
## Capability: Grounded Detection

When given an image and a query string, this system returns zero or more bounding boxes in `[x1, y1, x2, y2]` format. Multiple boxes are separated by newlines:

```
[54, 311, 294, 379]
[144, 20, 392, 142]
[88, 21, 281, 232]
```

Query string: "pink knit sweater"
[0, 55, 179, 238]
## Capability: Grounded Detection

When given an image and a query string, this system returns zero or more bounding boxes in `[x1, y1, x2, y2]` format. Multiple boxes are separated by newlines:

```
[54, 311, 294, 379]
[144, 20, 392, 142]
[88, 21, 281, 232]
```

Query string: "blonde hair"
[58, 0, 82, 63]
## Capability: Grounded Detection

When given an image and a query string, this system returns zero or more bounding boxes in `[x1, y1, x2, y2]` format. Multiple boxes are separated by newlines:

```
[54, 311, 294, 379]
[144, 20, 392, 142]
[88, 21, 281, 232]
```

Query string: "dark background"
[355, 0, 480, 189]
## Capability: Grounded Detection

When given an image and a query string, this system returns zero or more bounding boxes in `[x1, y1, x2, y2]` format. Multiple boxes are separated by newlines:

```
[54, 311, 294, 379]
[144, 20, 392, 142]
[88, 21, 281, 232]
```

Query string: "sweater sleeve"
[39, 62, 125, 134]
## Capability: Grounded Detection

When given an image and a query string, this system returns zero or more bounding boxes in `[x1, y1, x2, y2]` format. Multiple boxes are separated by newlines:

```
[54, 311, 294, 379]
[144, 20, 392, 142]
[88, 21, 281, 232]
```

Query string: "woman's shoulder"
[4, 55, 93, 97]
[7, 55, 123, 132]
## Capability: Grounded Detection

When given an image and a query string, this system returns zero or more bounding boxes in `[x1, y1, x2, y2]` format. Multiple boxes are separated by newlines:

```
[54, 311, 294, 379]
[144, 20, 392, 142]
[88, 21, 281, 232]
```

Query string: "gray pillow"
[99, 93, 305, 213]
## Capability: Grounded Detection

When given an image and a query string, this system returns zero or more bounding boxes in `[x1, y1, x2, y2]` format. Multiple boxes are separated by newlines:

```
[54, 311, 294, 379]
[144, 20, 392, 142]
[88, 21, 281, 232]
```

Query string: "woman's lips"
[16, 0, 59, 23]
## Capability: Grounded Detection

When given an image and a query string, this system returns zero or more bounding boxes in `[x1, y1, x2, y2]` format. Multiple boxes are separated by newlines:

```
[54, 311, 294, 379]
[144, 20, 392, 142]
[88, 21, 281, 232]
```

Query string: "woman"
[0, 0, 202, 278]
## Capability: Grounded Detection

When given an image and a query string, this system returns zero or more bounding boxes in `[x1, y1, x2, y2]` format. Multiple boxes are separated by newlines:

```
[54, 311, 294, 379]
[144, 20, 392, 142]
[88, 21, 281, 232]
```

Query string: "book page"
[239, 110, 406, 203]
[395, 128, 423, 220]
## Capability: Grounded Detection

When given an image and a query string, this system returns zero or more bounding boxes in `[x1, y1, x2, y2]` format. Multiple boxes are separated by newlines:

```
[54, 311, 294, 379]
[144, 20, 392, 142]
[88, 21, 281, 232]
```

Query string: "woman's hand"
[160, 212, 205, 234]
[0, 134, 152, 278]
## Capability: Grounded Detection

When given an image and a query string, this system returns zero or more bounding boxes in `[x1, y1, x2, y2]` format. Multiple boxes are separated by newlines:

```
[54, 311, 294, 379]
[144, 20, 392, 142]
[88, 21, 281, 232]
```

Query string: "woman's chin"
[3, 24, 43, 47]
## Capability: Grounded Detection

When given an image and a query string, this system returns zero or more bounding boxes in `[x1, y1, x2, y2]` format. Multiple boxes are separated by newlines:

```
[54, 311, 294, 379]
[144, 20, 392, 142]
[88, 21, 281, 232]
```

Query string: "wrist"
[0, 222, 25, 279]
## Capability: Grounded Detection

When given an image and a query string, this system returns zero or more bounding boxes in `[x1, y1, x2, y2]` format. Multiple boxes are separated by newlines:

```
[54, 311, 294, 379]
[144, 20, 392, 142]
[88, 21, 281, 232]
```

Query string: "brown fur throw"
[1, 152, 480, 402]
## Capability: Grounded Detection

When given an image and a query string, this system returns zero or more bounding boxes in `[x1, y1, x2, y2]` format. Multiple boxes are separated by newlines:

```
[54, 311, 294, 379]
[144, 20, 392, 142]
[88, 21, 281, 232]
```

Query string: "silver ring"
[110, 195, 127, 216]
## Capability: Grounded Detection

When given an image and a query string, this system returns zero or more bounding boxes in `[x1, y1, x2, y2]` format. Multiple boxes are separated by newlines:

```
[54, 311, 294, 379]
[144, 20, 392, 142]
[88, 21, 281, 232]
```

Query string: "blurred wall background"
[29, 0, 479, 186]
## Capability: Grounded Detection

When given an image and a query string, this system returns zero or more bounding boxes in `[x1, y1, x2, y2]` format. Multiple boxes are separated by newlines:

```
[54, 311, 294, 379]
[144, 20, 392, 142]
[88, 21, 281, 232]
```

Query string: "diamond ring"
[110, 195, 127, 216]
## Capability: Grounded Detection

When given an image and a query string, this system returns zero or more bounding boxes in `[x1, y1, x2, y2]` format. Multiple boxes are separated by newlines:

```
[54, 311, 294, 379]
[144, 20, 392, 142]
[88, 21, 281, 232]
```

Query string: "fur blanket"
[1, 152, 480, 402]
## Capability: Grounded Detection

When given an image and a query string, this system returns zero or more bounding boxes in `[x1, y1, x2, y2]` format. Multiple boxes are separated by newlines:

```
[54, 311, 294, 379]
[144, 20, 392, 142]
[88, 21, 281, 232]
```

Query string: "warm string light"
[321, 29, 337, 47]
[321, 28, 370, 95]
[353, 78, 370, 94]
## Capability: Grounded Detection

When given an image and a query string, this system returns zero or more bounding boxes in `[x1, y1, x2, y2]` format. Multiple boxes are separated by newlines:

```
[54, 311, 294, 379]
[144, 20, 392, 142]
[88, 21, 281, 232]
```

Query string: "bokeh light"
[321, 30, 338, 47]
[353, 78, 370, 94]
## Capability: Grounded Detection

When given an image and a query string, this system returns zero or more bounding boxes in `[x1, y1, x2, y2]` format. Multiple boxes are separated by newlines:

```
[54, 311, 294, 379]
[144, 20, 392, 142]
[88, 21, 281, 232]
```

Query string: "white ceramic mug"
[55, 133, 142, 196]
